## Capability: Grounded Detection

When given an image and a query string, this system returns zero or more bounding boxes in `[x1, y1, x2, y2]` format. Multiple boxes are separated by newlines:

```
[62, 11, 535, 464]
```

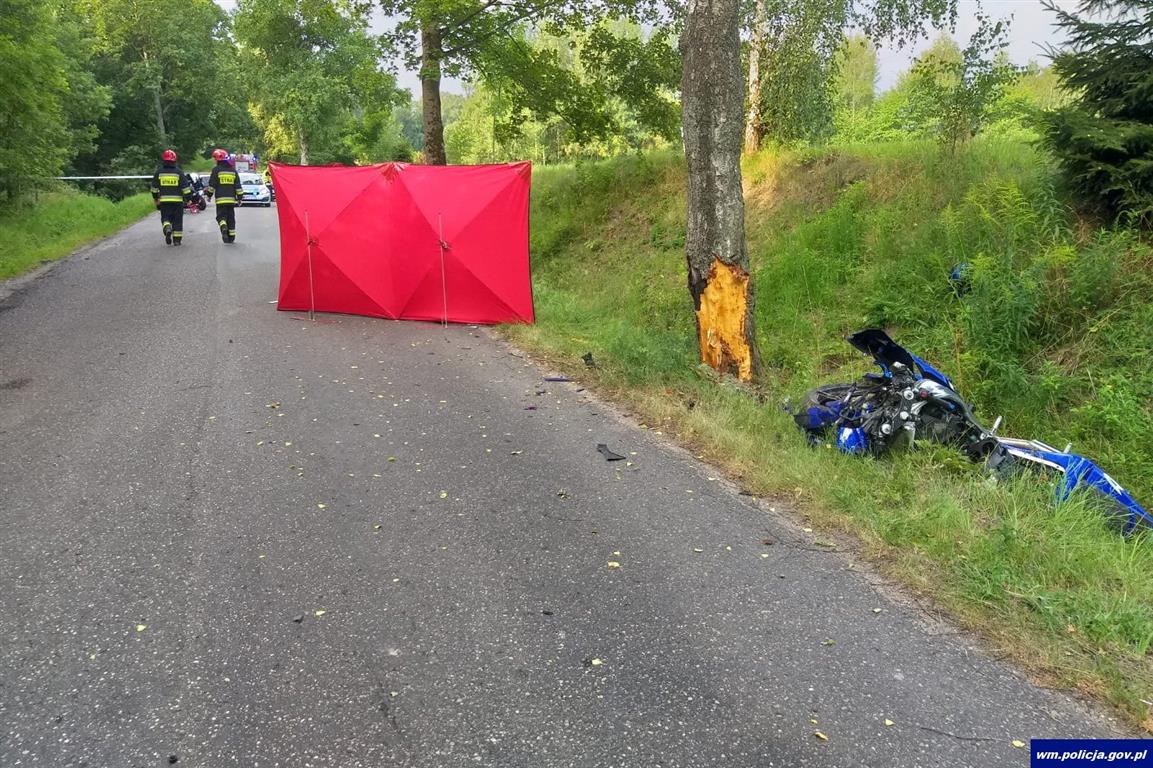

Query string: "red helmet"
[212, 148, 228, 161]
[162, 149, 177, 162]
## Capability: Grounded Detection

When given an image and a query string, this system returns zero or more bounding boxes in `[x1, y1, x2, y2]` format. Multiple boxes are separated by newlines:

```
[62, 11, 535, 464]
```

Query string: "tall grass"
[0, 189, 155, 279]
[512, 140, 1153, 727]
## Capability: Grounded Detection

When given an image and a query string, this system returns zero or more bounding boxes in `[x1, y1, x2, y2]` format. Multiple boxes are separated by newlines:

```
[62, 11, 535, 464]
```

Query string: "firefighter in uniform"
[205, 149, 244, 243]
[149, 149, 192, 246]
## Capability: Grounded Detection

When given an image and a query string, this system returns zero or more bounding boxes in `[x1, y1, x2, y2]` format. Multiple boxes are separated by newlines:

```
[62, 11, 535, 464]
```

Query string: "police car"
[239, 172, 272, 207]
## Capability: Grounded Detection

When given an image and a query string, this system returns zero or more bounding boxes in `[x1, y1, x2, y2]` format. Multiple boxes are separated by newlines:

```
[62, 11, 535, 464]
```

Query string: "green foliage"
[235, 0, 405, 165]
[444, 24, 680, 164]
[74, 0, 244, 172]
[0, 0, 118, 190]
[752, 0, 846, 144]
[0, 189, 154, 279]
[833, 33, 878, 116]
[903, 18, 1020, 153]
[744, 0, 961, 148]
[506, 140, 1153, 722]
[1037, 0, 1153, 224]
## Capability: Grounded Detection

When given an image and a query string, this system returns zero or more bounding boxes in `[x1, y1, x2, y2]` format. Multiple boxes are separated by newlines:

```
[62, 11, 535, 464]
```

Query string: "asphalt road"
[0, 204, 1125, 767]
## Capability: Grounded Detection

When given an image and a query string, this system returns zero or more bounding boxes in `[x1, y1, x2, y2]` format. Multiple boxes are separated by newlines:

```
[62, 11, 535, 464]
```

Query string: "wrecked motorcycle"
[791, 329, 1152, 536]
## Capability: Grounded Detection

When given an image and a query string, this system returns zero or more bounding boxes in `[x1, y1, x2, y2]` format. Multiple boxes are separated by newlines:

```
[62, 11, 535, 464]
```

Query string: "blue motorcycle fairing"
[846, 329, 954, 389]
[910, 354, 955, 390]
[998, 439, 1153, 535]
[837, 427, 869, 454]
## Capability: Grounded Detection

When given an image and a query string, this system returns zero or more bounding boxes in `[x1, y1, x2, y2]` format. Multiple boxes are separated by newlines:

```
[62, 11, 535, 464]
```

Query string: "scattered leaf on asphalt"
[439, 491, 448, 499]
[292, 615, 304, 624]
[693, 548, 703, 553]
[872, 608, 882, 614]
[590, 658, 603, 666]
[135, 624, 147, 632]
[814, 731, 828, 741]
[760, 553, 770, 559]
[388, 456, 397, 462]
[373, 524, 382, 531]
[314, 610, 326, 617]
[317, 503, 327, 510]
[1012, 740, 1025, 749]
[607, 561, 620, 568]
[822, 639, 835, 646]
[884, 719, 895, 727]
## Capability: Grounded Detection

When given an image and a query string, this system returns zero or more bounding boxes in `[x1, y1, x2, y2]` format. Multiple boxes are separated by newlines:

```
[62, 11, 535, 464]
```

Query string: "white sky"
[214, 0, 1077, 97]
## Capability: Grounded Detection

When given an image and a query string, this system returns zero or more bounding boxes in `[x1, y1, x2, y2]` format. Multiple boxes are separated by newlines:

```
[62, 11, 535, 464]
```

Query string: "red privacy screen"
[270, 161, 534, 325]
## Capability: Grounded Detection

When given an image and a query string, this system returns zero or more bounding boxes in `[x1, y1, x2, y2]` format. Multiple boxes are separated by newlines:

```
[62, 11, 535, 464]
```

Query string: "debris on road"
[597, 444, 626, 461]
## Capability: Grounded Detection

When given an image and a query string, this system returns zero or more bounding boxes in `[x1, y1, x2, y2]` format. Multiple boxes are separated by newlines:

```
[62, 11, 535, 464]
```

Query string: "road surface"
[0, 205, 1122, 767]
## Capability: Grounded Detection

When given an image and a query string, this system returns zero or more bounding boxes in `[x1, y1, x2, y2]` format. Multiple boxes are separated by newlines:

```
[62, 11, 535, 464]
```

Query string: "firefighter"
[149, 149, 192, 246]
[205, 148, 244, 243]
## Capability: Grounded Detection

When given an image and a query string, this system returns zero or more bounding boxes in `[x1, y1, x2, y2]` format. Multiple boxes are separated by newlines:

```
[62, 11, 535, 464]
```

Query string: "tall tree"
[0, 0, 72, 191]
[378, 0, 662, 164]
[905, 17, 1018, 154]
[834, 33, 878, 116]
[235, 0, 402, 165]
[682, 0, 761, 381]
[76, 0, 238, 171]
[1038, 0, 1153, 223]
[742, 0, 958, 149]
[743, 0, 767, 153]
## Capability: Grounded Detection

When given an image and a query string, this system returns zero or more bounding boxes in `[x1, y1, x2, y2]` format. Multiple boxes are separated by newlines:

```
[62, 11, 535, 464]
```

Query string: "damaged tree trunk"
[681, 0, 763, 382]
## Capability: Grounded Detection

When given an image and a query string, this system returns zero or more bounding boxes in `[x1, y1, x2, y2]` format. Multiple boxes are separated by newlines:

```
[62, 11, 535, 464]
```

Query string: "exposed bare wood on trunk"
[682, 0, 763, 382]
[421, 22, 447, 166]
[744, 0, 767, 154]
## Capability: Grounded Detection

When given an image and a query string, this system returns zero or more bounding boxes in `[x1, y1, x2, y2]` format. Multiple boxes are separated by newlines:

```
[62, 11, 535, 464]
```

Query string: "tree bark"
[743, 0, 767, 155]
[682, 0, 763, 382]
[420, 22, 447, 165]
[152, 86, 167, 146]
[142, 49, 167, 145]
[298, 126, 310, 166]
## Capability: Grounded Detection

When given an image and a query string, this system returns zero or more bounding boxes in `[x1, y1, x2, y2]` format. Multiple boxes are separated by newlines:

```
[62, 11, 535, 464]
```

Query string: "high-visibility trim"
[216, 199, 238, 205]
[157, 196, 184, 203]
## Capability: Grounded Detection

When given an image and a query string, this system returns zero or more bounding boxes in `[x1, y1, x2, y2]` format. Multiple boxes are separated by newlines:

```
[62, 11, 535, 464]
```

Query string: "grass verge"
[0, 189, 155, 280]
[506, 143, 1153, 730]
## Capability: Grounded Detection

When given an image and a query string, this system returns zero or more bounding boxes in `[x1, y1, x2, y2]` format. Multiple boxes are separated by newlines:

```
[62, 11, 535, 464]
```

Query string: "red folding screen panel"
[271, 161, 534, 325]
